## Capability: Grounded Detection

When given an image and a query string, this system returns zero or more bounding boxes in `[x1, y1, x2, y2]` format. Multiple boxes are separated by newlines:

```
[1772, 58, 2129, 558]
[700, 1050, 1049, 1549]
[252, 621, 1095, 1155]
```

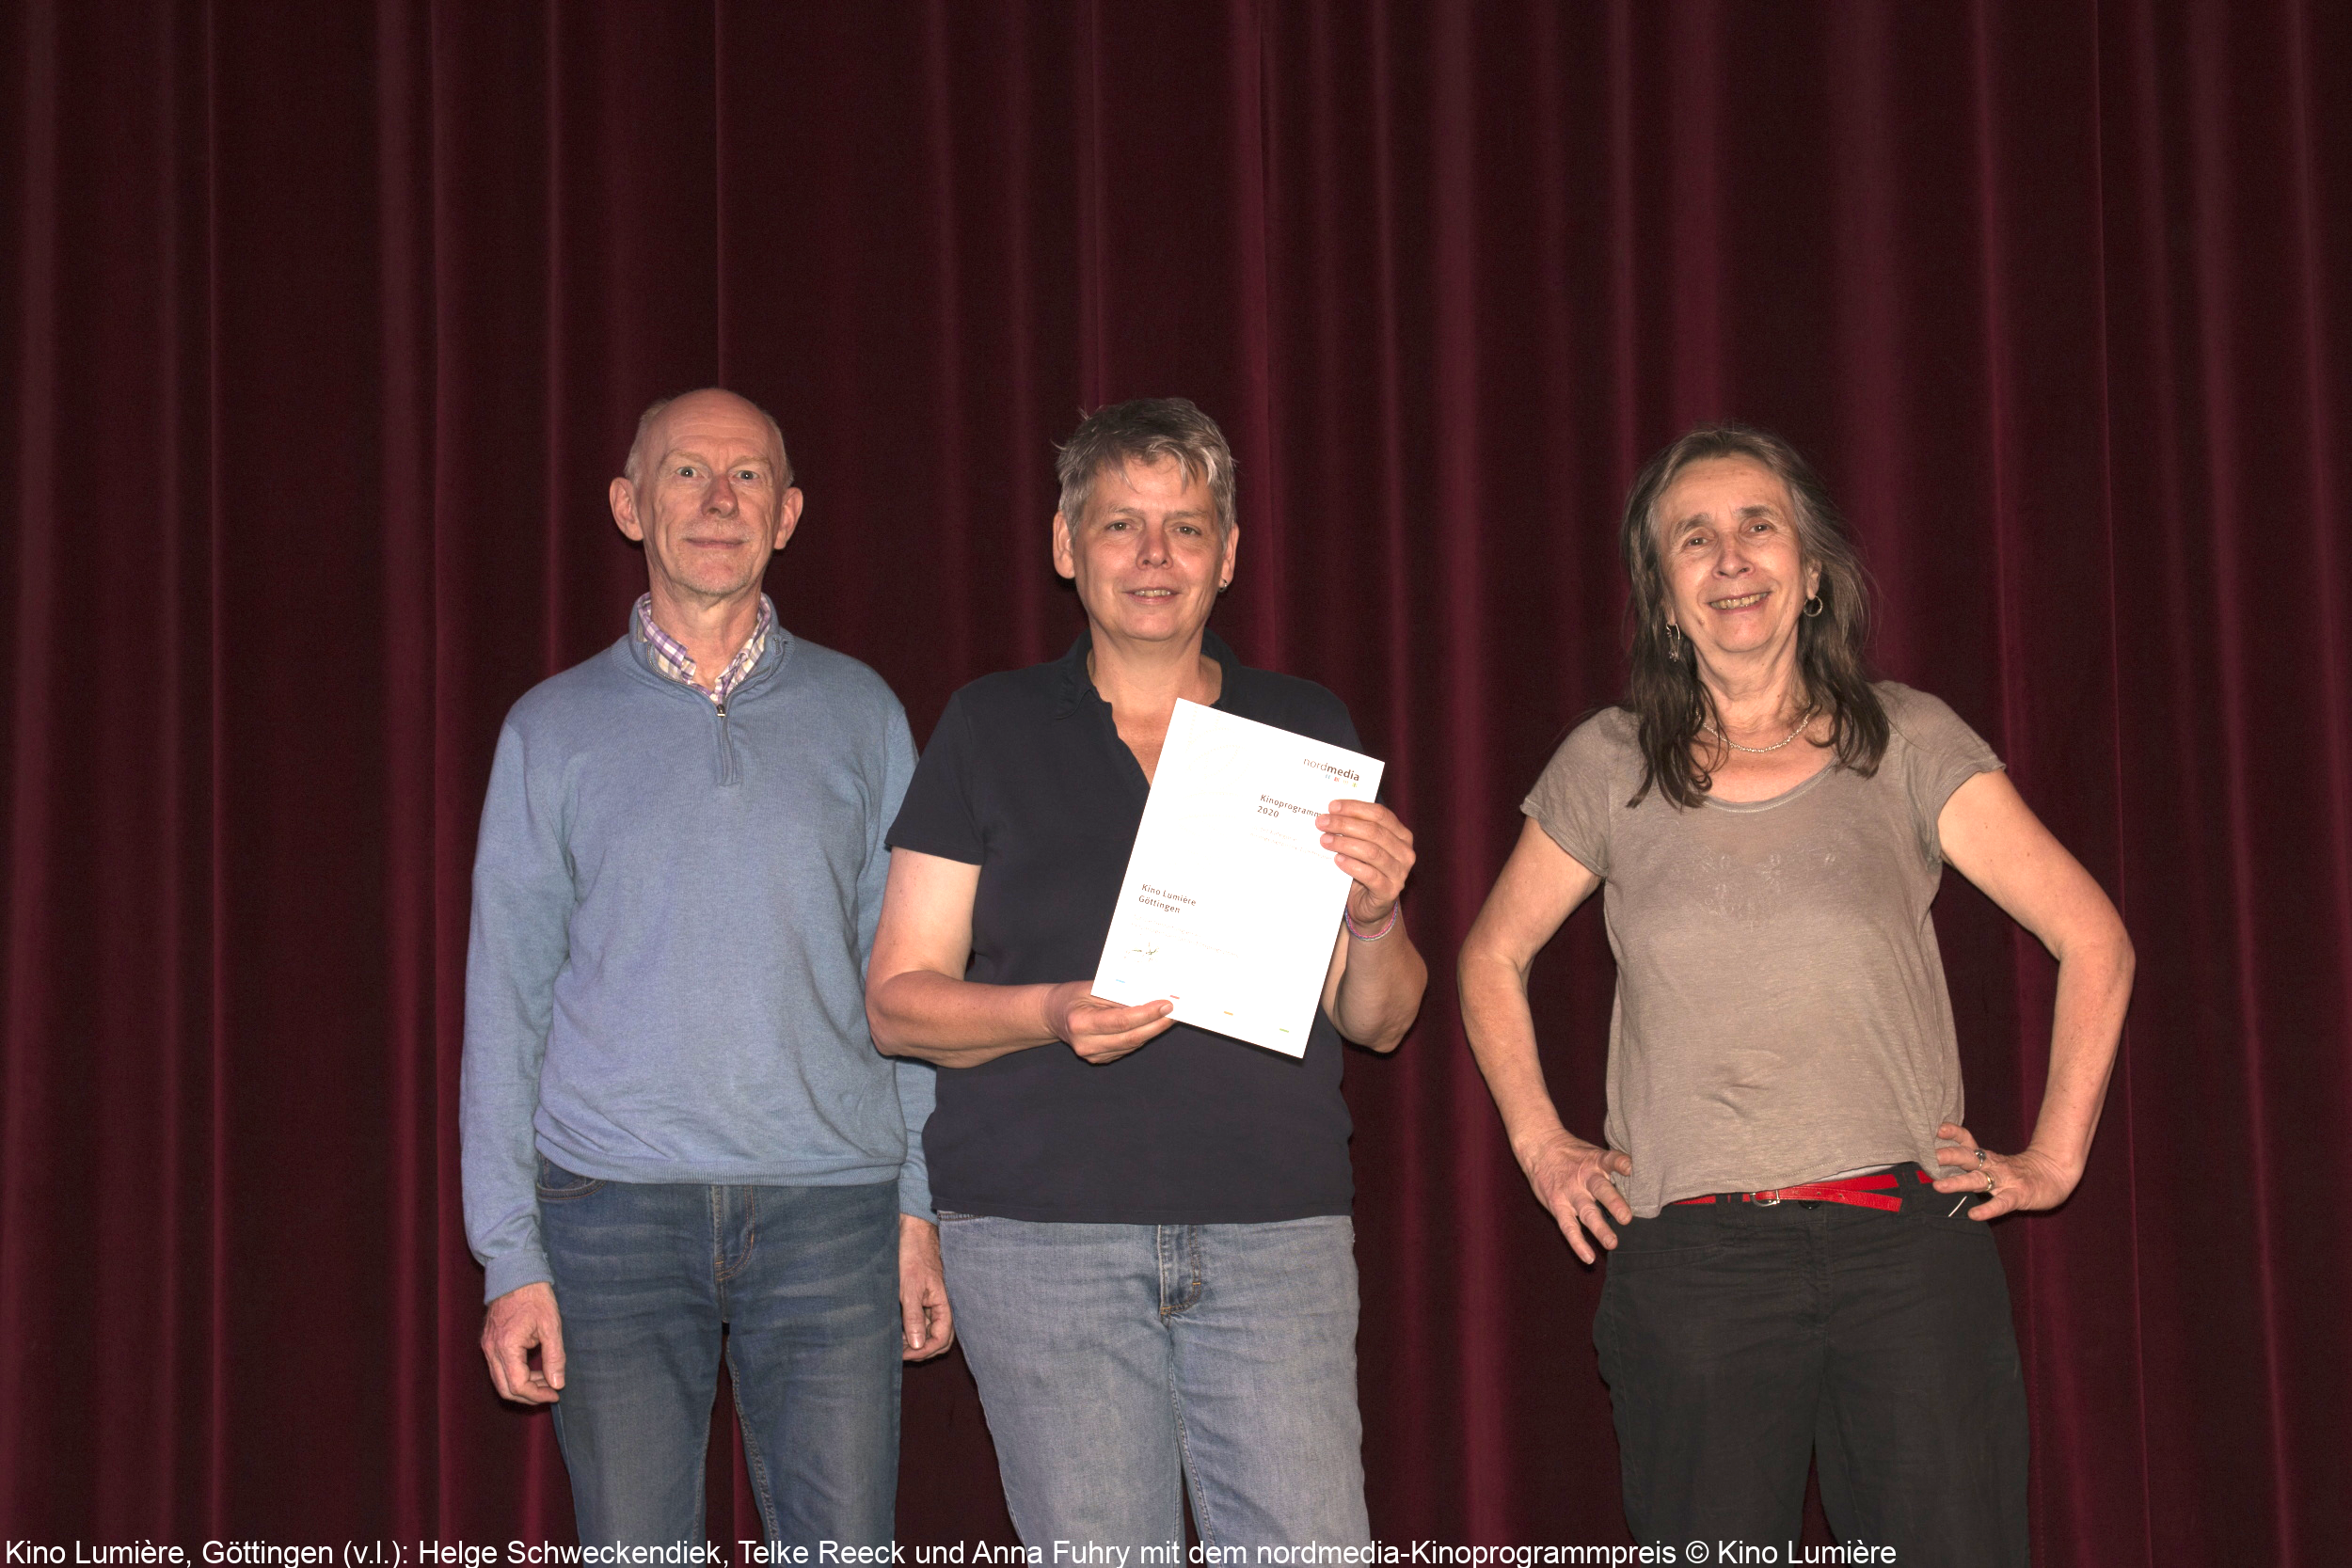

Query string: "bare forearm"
[1458, 946, 1577, 1156]
[1330, 929, 1428, 1052]
[868, 971, 1059, 1068]
[2024, 930, 2135, 1180]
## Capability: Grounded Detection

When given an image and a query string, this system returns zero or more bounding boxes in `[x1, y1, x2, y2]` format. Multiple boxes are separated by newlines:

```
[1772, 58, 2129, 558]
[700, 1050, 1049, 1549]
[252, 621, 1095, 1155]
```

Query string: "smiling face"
[1654, 455, 1821, 667]
[1051, 454, 1237, 649]
[609, 390, 803, 609]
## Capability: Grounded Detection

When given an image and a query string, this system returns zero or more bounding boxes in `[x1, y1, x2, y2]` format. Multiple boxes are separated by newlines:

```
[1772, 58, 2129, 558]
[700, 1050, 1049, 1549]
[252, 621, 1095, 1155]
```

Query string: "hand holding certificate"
[1091, 700, 1387, 1056]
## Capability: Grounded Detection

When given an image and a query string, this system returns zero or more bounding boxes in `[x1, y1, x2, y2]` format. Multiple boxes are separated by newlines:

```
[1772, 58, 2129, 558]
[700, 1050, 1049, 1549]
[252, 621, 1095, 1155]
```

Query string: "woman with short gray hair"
[868, 399, 1427, 1553]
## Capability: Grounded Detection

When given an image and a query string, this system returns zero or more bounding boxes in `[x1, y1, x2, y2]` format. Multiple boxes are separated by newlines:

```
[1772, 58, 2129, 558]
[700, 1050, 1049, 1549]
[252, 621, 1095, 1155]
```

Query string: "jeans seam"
[717, 1186, 758, 1285]
[709, 1186, 726, 1291]
[728, 1345, 785, 1544]
[1596, 1278, 1645, 1534]
[1168, 1334, 1216, 1545]
[1162, 1225, 1203, 1318]
[1815, 1359, 1862, 1543]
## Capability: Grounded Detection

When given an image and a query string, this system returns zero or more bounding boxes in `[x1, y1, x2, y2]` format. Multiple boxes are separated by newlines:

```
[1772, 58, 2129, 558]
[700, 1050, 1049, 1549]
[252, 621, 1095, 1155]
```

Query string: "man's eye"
[736, 470, 760, 483]
[675, 466, 697, 478]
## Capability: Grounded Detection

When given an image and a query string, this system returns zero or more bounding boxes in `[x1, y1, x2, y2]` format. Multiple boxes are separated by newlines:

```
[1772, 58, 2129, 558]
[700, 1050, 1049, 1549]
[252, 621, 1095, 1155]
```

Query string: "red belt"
[1671, 1167, 1931, 1213]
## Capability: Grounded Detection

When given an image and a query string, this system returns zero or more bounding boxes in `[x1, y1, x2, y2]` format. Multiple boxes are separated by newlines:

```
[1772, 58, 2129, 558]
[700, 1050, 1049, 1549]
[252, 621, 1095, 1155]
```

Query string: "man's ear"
[1050, 510, 1077, 580]
[611, 477, 645, 542]
[771, 486, 805, 551]
[1217, 521, 1241, 592]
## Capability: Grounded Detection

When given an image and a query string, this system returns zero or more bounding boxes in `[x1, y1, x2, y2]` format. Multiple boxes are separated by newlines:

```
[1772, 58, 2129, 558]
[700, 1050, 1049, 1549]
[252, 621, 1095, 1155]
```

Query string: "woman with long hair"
[1458, 425, 2133, 1565]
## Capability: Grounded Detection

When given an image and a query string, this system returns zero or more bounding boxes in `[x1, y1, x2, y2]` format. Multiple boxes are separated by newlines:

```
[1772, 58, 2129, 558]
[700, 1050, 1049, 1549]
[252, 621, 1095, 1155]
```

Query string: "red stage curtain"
[4, 2, 2346, 1562]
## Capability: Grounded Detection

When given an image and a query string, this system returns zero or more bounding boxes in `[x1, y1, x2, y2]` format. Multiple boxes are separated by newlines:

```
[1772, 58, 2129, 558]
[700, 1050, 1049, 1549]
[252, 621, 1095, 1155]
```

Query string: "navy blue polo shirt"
[886, 629, 1361, 1223]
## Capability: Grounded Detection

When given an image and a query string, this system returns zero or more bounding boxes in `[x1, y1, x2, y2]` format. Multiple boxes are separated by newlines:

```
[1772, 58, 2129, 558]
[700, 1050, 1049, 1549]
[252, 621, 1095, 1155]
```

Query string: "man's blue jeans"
[536, 1159, 901, 1548]
[939, 1213, 1370, 1553]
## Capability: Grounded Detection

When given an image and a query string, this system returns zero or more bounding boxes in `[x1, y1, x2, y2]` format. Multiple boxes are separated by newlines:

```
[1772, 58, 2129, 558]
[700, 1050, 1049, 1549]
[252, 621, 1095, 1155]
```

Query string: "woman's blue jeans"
[939, 1212, 1371, 1554]
[536, 1160, 901, 1549]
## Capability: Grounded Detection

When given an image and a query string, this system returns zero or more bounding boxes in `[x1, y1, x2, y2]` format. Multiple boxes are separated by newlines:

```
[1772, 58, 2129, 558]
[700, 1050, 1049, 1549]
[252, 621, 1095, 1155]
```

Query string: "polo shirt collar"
[1052, 626, 1241, 720]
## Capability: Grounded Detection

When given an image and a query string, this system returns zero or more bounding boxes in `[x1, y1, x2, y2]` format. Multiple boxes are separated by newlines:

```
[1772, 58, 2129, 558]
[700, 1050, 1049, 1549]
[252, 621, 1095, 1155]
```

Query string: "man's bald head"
[609, 388, 804, 617]
[623, 389, 793, 488]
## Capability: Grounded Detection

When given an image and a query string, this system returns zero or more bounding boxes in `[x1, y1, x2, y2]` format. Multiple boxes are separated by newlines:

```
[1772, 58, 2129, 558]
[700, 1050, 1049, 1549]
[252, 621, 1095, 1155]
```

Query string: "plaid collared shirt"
[632, 594, 775, 705]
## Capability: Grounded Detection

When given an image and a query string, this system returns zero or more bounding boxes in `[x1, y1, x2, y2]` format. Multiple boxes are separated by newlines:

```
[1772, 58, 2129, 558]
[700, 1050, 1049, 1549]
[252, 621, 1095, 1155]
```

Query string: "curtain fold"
[4, 2, 2345, 1561]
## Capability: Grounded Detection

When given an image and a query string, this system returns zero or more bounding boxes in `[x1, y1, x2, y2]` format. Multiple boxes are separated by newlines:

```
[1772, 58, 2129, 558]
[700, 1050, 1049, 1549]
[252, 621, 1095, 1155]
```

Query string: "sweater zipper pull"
[715, 695, 737, 785]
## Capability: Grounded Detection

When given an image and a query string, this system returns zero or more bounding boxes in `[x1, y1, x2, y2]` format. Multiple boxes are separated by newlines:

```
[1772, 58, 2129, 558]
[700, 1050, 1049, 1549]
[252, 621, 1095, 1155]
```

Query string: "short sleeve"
[1520, 712, 1627, 879]
[886, 689, 986, 864]
[1884, 685, 2005, 866]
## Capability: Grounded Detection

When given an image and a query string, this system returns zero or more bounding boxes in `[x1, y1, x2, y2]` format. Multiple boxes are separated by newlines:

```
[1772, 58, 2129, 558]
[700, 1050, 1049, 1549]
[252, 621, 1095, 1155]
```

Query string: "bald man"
[461, 390, 947, 1548]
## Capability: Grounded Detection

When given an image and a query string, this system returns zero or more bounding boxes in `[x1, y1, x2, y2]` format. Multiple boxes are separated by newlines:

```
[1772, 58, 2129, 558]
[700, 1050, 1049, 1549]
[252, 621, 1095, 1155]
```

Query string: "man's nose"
[1136, 522, 1172, 563]
[705, 472, 738, 514]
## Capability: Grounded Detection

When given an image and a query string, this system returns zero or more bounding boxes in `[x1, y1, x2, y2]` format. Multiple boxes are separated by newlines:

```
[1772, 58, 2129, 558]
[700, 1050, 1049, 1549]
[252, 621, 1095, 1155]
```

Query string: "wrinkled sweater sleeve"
[460, 719, 575, 1303]
[872, 704, 938, 1220]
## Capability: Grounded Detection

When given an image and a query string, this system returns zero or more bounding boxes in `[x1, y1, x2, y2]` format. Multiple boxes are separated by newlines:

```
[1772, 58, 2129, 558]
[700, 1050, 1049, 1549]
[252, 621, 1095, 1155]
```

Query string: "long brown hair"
[1619, 424, 1888, 808]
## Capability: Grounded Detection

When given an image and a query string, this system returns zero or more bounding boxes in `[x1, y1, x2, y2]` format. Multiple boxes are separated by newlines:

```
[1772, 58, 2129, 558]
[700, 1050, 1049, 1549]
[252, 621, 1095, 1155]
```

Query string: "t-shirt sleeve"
[1520, 715, 1621, 879]
[1888, 686, 2005, 868]
[886, 689, 986, 864]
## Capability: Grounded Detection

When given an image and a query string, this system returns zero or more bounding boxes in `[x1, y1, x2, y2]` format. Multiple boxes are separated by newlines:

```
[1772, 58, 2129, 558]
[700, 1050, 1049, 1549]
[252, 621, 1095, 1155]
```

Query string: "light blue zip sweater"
[460, 620, 932, 1304]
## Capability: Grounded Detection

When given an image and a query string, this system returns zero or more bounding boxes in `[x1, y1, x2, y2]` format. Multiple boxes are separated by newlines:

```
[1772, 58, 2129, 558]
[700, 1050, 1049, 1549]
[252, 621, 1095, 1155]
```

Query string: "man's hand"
[1519, 1128, 1635, 1264]
[898, 1215, 955, 1360]
[481, 1281, 565, 1403]
[1041, 981, 1176, 1065]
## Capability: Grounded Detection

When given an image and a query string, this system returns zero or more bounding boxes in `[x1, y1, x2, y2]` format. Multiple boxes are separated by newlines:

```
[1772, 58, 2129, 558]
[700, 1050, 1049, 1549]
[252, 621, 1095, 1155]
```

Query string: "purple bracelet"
[1344, 903, 1400, 942]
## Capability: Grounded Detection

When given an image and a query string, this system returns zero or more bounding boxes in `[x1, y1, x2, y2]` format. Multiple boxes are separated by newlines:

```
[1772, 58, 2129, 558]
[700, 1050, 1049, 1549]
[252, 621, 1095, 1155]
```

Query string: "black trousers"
[1594, 1166, 2028, 1568]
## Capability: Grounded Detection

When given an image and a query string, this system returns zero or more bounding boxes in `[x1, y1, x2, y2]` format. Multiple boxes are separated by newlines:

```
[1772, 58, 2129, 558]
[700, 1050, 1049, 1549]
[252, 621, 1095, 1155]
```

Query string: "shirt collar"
[632, 594, 776, 704]
[1052, 624, 1241, 720]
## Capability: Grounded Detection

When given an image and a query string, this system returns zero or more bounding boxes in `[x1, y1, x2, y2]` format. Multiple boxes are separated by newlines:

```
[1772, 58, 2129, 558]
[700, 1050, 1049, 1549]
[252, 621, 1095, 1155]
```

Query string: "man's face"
[609, 391, 803, 608]
[1051, 455, 1236, 647]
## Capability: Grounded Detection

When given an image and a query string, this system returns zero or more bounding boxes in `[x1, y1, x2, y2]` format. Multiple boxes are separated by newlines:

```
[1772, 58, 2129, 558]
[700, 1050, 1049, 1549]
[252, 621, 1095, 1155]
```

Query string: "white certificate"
[1090, 699, 1386, 1056]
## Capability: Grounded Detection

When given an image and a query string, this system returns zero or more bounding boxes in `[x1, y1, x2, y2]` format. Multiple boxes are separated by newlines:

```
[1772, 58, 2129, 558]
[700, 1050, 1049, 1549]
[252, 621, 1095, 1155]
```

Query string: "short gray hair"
[622, 390, 793, 487]
[1055, 399, 1236, 536]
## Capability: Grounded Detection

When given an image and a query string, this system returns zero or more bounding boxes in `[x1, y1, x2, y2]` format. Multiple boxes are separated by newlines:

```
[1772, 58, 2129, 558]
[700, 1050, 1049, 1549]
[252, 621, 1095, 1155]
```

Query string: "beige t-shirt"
[1522, 683, 2002, 1216]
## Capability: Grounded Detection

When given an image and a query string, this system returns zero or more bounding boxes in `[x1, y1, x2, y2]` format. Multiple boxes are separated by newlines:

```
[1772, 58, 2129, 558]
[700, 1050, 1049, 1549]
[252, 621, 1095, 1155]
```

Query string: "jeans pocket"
[1908, 1188, 2000, 1232]
[1604, 1212, 1741, 1274]
[1606, 1240, 1735, 1273]
[534, 1155, 606, 1201]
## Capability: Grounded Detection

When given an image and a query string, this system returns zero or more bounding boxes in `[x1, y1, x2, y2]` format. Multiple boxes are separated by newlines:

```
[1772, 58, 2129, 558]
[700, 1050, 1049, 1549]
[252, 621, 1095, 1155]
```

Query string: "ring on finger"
[1982, 1171, 1997, 1198]
[1975, 1148, 1989, 1166]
